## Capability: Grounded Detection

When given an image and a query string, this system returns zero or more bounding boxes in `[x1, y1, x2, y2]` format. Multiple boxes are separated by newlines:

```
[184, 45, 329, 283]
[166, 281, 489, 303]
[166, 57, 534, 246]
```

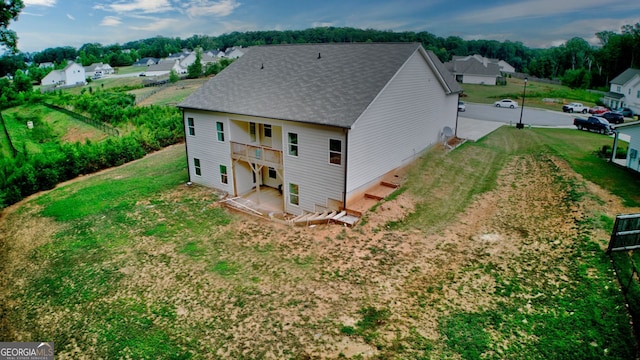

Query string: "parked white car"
[458, 100, 466, 112]
[494, 99, 518, 108]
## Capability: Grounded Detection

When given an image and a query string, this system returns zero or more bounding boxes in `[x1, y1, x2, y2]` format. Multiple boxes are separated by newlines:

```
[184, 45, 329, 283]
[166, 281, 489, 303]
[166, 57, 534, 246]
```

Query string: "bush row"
[0, 96, 184, 208]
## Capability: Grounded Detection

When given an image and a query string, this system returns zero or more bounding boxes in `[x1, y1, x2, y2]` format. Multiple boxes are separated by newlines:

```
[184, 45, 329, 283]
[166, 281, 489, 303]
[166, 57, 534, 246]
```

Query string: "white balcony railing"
[231, 142, 282, 167]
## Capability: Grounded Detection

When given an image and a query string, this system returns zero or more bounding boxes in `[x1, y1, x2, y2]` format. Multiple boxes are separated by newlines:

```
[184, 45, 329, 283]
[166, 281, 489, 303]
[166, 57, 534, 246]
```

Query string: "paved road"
[461, 102, 576, 127]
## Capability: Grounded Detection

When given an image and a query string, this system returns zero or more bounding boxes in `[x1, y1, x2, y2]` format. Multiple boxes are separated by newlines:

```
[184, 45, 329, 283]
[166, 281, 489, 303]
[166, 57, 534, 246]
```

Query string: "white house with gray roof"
[178, 43, 462, 216]
[445, 54, 503, 85]
[603, 68, 640, 114]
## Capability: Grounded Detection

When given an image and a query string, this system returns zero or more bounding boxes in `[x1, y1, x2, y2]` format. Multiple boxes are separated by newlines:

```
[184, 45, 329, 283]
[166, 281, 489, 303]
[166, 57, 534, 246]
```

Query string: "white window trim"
[328, 138, 342, 166]
[288, 132, 299, 157]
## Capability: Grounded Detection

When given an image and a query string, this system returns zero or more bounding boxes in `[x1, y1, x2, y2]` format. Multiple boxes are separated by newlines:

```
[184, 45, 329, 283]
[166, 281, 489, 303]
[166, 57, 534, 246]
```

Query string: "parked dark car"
[615, 107, 635, 118]
[597, 111, 624, 124]
[573, 116, 613, 135]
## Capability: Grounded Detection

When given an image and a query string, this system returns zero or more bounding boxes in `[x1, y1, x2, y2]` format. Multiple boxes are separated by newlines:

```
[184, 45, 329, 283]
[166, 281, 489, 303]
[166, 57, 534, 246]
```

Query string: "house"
[612, 121, 640, 172]
[603, 68, 640, 115]
[38, 62, 55, 69]
[178, 43, 462, 216]
[40, 62, 85, 87]
[179, 52, 217, 69]
[498, 60, 516, 74]
[134, 57, 159, 66]
[142, 60, 185, 77]
[224, 47, 244, 59]
[83, 62, 114, 78]
[444, 54, 503, 85]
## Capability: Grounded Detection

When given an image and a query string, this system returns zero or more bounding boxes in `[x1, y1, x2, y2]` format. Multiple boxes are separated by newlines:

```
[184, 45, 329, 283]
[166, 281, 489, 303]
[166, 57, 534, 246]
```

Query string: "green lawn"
[462, 78, 602, 111]
[1, 104, 107, 156]
[1, 127, 638, 358]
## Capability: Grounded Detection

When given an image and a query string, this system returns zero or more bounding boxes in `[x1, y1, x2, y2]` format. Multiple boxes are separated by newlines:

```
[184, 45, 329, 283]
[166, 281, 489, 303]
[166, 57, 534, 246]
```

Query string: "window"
[264, 124, 272, 138]
[288, 132, 298, 156]
[637, 90, 640, 99]
[249, 122, 256, 142]
[617, 86, 621, 92]
[289, 183, 299, 206]
[216, 121, 225, 142]
[194, 158, 201, 176]
[329, 139, 342, 165]
[187, 117, 195, 136]
[220, 165, 228, 184]
[268, 167, 277, 179]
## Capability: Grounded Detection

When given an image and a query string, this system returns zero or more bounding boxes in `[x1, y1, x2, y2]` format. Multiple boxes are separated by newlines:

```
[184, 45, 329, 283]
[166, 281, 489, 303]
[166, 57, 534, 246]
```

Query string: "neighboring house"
[224, 47, 244, 59]
[603, 68, 640, 114]
[83, 62, 114, 78]
[180, 52, 217, 69]
[612, 121, 640, 172]
[143, 60, 186, 77]
[40, 62, 85, 87]
[38, 62, 55, 69]
[445, 54, 502, 85]
[205, 49, 225, 58]
[134, 57, 159, 66]
[178, 43, 462, 216]
[498, 60, 516, 74]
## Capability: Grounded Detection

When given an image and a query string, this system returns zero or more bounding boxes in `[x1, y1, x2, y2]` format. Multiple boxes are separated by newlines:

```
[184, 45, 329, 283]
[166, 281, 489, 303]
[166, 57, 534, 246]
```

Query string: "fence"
[41, 103, 120, 137]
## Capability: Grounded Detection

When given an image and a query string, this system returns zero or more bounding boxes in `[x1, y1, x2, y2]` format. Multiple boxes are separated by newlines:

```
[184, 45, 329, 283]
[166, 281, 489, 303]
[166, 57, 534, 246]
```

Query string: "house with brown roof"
[178, 43, 462, 218]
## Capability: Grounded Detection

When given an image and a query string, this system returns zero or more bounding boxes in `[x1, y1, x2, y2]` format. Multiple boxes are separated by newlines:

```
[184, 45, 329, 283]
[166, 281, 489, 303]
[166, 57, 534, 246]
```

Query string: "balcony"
[231, 142, 283, 168]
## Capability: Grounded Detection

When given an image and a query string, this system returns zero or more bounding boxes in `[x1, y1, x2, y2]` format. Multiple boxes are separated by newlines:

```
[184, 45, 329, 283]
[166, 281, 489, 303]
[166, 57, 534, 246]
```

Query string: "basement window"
[194, 158, 201, 176]
[289, 183, 299, 206]
[220, 165, 228, 184]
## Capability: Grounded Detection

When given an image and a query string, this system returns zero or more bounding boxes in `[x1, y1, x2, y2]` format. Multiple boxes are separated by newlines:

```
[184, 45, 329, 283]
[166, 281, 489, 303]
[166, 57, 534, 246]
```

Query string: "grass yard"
[1, 127, 639, 359]
[462, 78, 602, 111]
[0, 104, 108, 157]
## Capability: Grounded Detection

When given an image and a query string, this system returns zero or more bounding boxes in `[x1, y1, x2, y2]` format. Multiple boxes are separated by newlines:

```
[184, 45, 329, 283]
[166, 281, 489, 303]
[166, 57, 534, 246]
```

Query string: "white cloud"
[455, 0, 626, 24]
[100, 16, 122, 26]
[186, 0, 240, 17]
[95, 0, 173, 14]
[312, 22, 335, 28]
[67, 14, 75, 20]
[24, 0, 56, 6]
[129, 18, 179, 32]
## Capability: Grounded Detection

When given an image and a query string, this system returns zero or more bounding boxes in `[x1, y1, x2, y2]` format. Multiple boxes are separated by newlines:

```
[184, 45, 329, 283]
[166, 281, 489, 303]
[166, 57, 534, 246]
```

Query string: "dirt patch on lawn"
[0, 147, 636, 358]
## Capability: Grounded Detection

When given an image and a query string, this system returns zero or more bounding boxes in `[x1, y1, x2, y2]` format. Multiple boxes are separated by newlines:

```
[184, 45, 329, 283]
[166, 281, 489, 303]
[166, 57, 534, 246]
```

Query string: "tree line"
[1, 25, 639, 89]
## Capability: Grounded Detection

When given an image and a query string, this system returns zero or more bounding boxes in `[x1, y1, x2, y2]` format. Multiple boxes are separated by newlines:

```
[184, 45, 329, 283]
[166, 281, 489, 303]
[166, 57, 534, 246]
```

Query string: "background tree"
[187, 48, 203, 79]
[169, 69, 179, 83]
[0, 0, 24, 52]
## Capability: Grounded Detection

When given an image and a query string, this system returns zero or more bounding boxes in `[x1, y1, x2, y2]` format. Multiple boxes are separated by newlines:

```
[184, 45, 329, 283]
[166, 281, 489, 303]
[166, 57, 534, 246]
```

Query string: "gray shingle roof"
[611, 68, 640, 85]
[178, 43, 461, 128]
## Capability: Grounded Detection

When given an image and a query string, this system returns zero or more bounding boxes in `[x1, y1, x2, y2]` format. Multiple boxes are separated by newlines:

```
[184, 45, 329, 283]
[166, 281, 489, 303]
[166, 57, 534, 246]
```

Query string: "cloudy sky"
[7, 0, 640, 53]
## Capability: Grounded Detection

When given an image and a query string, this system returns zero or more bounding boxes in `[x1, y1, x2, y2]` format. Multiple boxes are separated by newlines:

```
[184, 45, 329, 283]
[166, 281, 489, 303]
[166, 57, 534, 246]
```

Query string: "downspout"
[181, 108, 192, 182]
[342, 128, 349, 210]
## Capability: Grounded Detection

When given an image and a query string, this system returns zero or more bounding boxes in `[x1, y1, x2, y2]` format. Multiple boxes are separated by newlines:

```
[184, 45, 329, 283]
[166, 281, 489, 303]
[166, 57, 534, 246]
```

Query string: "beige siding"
[282, 122, 346, 215]
[183, 110, 234, 193]
[346, 49, 458, 202]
